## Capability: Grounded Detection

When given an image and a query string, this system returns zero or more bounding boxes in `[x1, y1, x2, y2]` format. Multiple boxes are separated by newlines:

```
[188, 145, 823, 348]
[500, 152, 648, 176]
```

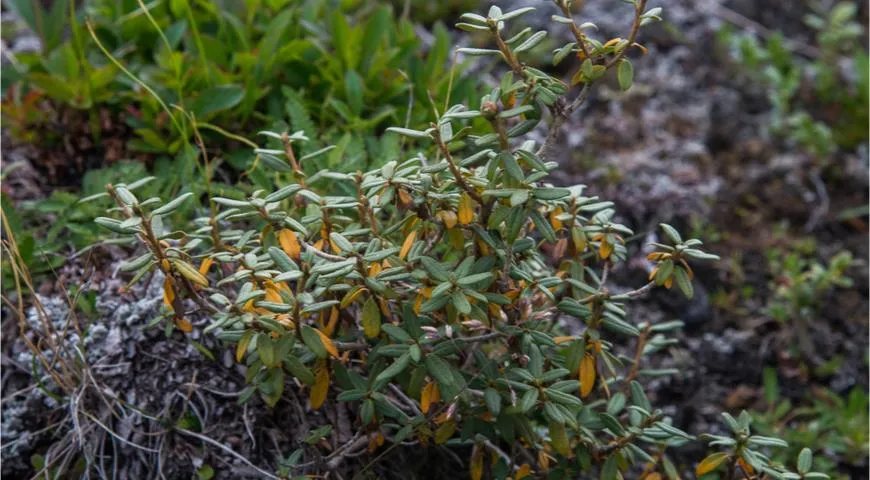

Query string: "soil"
[2, 1, 868, 479]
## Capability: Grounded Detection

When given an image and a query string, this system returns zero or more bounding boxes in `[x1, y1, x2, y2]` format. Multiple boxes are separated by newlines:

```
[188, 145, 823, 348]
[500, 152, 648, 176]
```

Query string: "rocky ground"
[2, 0, 868, 478]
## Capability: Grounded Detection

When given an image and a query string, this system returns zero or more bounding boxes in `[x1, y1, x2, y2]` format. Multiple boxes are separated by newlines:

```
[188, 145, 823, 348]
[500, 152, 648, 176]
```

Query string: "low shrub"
[85, 1, 825, 478]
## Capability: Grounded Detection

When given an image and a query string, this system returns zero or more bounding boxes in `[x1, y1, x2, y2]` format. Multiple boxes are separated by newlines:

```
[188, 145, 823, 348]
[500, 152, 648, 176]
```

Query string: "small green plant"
[751, 368, 869, 479]
[766, 249, 853, 357]
[718, 1, 868, 160]
[3, 0, 478, 167]
[698, 410, 833, 479]
[1, 0, 482, 290]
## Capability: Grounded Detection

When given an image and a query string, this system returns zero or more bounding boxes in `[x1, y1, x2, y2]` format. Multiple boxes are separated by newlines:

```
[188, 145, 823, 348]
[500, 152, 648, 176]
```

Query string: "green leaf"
[191, 85, 245, 118]
[674, 267, 694, 299]
[485, 388, 501, 415]
[451, 291, 471, 314]
[152, 192, 193, 216]
[617, 59, 634, 91]
[285, 355, 314, 385]
[345, 70, 364, 115]
[519, 388, 538, 413]
[382, 324, 412, 343]
[501, 152, 524, 181]
[425, 355, 454, 393]
[659, 223, 682, 244]
[300, 326, 328, 359]
[797, 448, 813, 474]
[375, 353, 410, 387]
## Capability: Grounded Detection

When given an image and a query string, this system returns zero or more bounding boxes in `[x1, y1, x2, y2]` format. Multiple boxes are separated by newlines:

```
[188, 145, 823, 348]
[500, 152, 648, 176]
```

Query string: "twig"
[174, 427, 281, 480]
[388, 384, 422, 416]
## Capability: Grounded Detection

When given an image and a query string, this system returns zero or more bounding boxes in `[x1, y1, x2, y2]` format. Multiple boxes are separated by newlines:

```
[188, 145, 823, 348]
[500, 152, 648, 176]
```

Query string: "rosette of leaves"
[90, 2, 759, 479]
[698, 411, 830, 480]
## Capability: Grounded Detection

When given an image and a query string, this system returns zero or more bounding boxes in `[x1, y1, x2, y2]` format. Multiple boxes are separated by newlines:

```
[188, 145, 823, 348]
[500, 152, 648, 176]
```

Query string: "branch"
[432, 128, 485, 206]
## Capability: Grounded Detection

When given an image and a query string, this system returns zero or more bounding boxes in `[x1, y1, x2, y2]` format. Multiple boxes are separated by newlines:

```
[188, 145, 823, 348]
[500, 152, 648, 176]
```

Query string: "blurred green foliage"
[1, 0, 482, 285]
[755, 367, 869, 479]
[718, 1, 868, 160]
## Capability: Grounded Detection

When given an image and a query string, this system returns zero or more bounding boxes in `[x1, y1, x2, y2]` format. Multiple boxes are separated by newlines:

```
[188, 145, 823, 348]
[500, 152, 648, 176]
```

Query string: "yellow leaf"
[163, 277, 175, 308]
[265, 287, 283, 304]
[378, 298, 391, 318]
[172, 259, 209, 287]
[643, 474, 662, 480]
[580, 353, 596, 398]
[434, 420, 456, 444]
[368, 261, 383, 277]
[421, 381, 440, 414]
[174, 317, 192, 333]
[538, 446, 551, 471]
[549, 206, 563, 230]
[340, 286, 367, 308]
[278, 229, 301, 259]
[553, 336, 575, 345]
[362, 297, 382, 338]
[516, 464, 532, 479]
[648, 267, 659, 281]
[458, 192, 474, 225]
[603, 37, 623, 48]
[314, 328, 339, 358]
[696, 452, 729, 476]
[310, 364, 329, 409]
[664, 277, 673, 289]
[549, 421, 570, 456]
[236, 331, 252, 363]
[470, 446, 484, 480]
[438, 210, 458, 229]
[599, 238, 613, 259]
[571, 227, 587, 253]
[324, 306, 339, 337]
[198, 257, 214, 276]
[399, 230, 417, 260]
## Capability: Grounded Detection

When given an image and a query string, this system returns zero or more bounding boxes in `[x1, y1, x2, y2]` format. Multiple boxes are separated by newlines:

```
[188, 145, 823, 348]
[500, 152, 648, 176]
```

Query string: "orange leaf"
[324, 306, 339, 337]
[368, 261, 383, 277]
[643, 473, 662, 480]
[198, 257, 214, 276]
[398, 188, 413, 207]
[399, 230, 417, 260]
[310, 363, 329, 409]
[174, 317, 192, 333]
[421, 381, 440, 414]
[163, 278, 175, 308]
[265, 286, 283, 303]
[516, 464, 533, 479]
[579, 353, 596, 398]
[278, 229, 301, 259]
[553, 336, 575, 345]
[458, 192, 474, 225]
[599, 238, 613, 259]
[696, 452, 729, 476]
